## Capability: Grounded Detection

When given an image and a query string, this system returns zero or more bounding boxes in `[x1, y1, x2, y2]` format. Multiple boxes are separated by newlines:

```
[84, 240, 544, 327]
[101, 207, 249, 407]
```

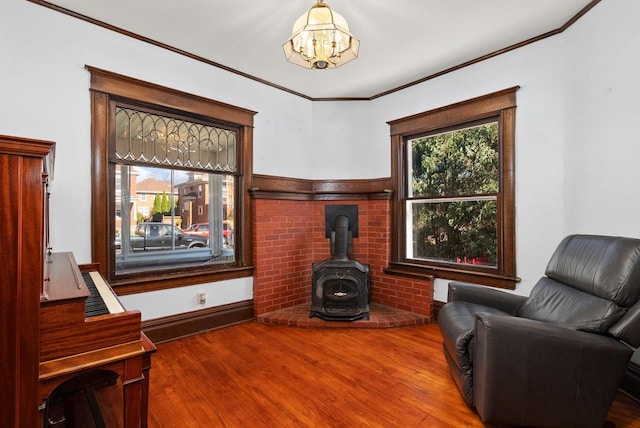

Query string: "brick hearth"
[257, 303, 429, 328]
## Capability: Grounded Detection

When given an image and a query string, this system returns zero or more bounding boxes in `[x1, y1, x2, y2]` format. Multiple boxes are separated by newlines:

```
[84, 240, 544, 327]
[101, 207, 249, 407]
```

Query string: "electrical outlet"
[197, 290, 206, 305]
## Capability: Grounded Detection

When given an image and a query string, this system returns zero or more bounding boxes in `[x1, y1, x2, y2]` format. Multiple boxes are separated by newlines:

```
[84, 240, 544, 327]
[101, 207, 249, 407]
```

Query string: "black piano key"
[82, 272, 110, 317]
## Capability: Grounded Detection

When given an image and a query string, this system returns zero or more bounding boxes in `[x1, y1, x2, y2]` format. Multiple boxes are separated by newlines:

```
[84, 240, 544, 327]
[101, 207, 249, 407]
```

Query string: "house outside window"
[88, 66, 256, 292]
[387, 87, 519, 289]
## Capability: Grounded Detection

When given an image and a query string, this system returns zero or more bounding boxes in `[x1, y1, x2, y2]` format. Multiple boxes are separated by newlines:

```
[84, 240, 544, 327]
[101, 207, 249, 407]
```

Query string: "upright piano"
[39, 252, 155, 427]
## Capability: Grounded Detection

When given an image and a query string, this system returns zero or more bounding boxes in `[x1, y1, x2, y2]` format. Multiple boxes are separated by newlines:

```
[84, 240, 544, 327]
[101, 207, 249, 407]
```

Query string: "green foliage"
[411, 122, 498, 197]
[161, 191, 171, 214]
[136, 212, 145, 224]
[152, 192, 174, 215]
[412, 200, 497, 265]
[152, 194, 163, 214]
[410, 122, 499, 265]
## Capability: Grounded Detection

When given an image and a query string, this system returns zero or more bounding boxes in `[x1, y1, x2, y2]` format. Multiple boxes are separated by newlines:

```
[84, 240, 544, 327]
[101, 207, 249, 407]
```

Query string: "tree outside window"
[408, 121, 498, 267]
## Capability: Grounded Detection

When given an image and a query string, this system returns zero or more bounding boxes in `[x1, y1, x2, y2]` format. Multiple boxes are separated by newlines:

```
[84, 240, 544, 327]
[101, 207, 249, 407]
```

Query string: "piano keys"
[83, 270, 124, 317]
[83, 271, 110, 317]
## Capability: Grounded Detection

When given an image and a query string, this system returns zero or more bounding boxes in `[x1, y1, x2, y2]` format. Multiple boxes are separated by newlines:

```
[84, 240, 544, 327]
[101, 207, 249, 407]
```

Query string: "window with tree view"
[408, 121, 498, 267]
[388, 87, 518, 289]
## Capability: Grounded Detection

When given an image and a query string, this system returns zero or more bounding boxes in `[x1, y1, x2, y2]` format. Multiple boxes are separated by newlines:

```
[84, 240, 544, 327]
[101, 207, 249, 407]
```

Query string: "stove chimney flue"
[333, 214, 350, 260]
[325, 205, 358, 259]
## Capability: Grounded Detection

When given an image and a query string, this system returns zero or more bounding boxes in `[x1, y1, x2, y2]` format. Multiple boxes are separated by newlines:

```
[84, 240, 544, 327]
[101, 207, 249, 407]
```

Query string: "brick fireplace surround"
[250, 175, 434, 327]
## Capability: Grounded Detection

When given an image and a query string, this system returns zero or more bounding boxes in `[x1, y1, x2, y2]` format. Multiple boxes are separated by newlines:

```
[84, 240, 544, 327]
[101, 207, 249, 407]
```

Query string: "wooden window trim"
[387, 87, 520, 289]
[87, 66, 256, 293]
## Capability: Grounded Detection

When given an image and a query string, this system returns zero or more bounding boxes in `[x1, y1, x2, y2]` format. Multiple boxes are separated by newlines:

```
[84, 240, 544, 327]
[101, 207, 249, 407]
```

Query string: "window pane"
[409, 122, 499, 198]
[114, 165, 234, 274]
[409, 198, 497, 267]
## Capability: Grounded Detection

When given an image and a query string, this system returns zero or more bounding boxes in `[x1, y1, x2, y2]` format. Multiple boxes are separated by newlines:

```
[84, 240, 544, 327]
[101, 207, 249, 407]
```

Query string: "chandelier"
[282, 0, 359, 70]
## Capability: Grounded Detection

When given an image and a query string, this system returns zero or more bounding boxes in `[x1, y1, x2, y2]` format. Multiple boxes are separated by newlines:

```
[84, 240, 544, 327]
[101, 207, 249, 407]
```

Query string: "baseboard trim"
[620, 359, 640, 403]
[433, 300, 445, 322]
[142, 300, 254, 344]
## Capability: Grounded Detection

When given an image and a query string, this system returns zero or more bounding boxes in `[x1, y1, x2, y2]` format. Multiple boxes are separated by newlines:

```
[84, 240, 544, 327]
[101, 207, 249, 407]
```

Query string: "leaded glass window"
[115, 107, 236, 172]
[113, 106, 237, 275]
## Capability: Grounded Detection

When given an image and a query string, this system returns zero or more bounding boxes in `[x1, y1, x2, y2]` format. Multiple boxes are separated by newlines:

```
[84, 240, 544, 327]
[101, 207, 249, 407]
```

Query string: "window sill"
[109, 266, 254, 295]
[385, 261, 519, 290]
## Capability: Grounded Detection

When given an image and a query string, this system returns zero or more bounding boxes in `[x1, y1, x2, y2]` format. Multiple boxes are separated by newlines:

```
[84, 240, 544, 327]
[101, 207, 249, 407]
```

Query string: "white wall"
[563, 1, 640, 237]
[118, 277, 253, 321]
[2, 0, 638, 317]
[310, 101, 385, 180]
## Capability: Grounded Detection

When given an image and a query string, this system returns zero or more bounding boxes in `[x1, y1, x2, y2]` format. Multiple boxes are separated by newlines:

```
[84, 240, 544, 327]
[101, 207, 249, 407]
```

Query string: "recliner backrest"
[545, 234, 640, 306]
[517, 235, 640, 344]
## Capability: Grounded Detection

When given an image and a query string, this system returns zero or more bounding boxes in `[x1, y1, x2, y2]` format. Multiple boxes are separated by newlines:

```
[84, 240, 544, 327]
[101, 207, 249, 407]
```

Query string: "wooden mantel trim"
[249, 175, 393, 201]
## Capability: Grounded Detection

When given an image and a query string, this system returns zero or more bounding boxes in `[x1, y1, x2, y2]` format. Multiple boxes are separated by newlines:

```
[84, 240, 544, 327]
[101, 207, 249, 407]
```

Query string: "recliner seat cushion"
[517, 277, 625, 333]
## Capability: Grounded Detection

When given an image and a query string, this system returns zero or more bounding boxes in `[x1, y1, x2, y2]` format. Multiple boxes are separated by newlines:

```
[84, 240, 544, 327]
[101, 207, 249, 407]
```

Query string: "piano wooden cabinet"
[39, 252, 156, 427]
[1, 135, 55, 428]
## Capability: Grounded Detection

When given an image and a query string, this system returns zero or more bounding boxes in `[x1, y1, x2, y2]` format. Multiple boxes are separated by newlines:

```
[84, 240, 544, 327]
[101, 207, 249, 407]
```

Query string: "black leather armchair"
[438, 235, 640, 427]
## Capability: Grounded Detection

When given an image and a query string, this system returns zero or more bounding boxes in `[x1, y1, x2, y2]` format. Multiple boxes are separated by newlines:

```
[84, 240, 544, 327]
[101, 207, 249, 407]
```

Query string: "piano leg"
[141, 353, 153, 428]
[122, 357, 144, 428]
[140, 332, 157, 428]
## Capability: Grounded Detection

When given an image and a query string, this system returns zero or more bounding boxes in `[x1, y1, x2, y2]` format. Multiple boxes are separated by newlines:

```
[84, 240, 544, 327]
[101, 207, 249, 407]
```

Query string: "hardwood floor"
[132, 322, 640, 427]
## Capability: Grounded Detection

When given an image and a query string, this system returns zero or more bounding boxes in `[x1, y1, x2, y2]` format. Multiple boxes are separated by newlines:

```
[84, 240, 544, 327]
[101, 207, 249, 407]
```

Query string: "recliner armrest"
[447, 281, 526, 315]
[473, 312, 633, 427]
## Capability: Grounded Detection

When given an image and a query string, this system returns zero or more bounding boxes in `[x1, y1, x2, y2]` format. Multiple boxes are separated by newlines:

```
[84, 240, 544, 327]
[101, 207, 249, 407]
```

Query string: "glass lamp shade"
[283, 0, 359, 69]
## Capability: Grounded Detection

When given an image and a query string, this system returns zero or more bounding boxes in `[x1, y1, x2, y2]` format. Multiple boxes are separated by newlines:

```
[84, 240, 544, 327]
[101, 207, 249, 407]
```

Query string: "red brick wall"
[252, 198, 433, 319]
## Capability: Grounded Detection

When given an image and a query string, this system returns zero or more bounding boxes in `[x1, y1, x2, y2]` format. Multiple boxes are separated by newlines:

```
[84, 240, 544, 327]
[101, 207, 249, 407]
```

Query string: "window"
[88, 66, 256, 292]
[387, 87, 519, 289]
[408, 120, 499, 266]
[113, 106, 235, 275]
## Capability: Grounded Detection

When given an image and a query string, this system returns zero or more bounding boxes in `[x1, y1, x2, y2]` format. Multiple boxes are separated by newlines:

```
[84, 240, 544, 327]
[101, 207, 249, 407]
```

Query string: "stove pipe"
[333, 214, 350, 261]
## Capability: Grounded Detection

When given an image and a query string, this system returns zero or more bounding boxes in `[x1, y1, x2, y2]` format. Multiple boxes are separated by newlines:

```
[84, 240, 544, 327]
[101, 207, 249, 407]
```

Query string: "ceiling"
[38, 0, 598, 100]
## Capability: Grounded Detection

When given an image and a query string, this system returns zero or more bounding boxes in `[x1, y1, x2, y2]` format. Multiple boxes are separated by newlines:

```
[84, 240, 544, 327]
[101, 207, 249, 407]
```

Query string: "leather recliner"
[438, 234, 640, 427]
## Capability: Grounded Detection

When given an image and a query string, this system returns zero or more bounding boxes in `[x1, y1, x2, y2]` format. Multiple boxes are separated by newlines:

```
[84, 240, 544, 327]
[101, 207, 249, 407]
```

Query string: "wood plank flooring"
[138, 322, 640, 427]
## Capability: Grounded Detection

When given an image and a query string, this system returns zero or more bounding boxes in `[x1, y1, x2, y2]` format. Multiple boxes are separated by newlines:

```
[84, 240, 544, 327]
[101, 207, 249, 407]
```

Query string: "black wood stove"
[310, 205, 370, 321]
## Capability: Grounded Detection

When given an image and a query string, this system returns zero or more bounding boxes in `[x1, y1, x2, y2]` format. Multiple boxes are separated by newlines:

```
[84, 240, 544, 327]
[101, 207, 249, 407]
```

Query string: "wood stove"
[310, 205, 370, 321]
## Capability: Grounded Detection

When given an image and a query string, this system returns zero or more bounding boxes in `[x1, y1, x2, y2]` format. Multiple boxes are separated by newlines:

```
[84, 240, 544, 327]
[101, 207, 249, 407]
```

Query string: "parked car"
[120, 222, 208, 251]
[184, 221, 233, 244]
[184, 222, 209, 237]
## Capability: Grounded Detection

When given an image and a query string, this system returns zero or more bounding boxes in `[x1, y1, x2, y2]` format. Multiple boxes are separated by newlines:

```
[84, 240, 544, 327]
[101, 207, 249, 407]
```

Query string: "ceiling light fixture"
[283, 0, 359, 70]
